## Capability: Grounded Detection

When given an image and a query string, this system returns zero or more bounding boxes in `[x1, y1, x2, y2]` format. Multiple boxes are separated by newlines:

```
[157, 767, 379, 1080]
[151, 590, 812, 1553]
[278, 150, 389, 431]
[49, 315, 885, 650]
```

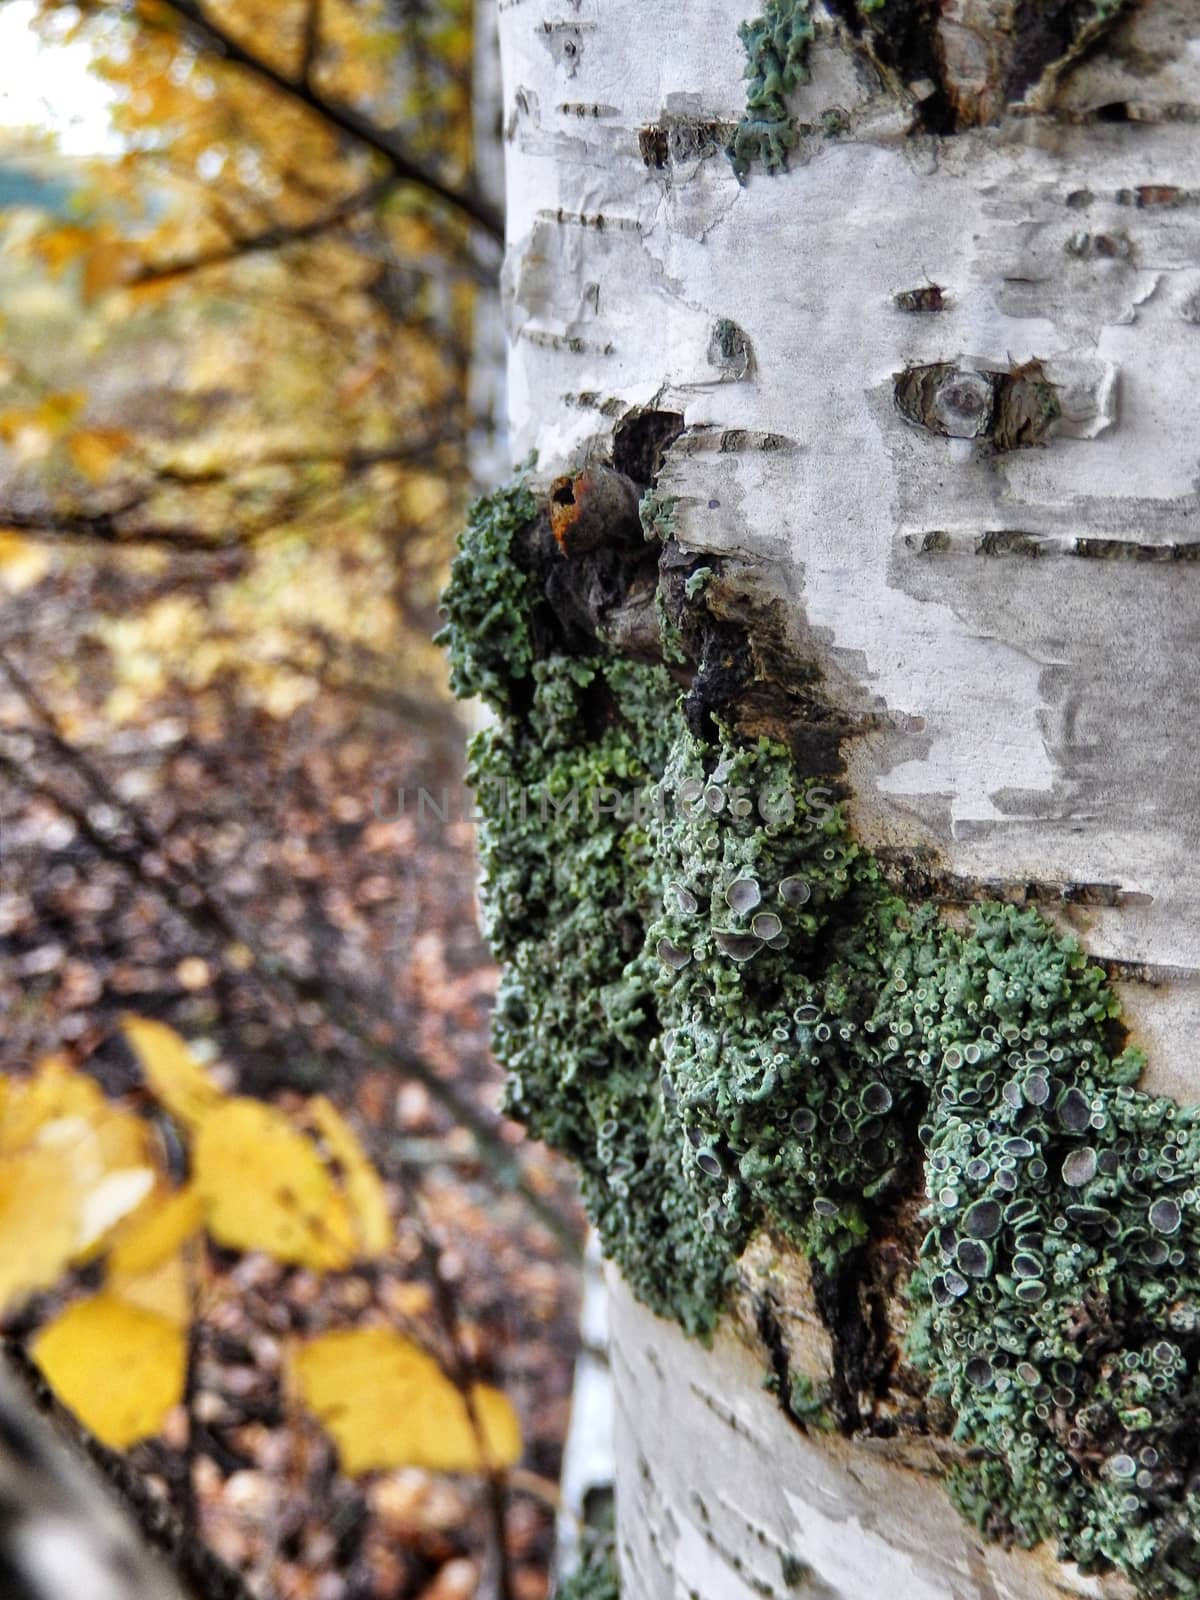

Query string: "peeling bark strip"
[894, 282, 946, 312]
[638, 117, 733, 170]
[905, 530, 1200, 562]
[496, 0, 1200, 1593]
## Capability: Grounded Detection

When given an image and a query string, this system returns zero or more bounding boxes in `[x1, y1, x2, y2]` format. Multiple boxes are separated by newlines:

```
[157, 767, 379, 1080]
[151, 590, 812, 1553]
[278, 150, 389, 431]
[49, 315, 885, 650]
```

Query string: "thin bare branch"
[141, 0, 504, 242]
[0, 503, 238, 550]
[0, 430, 452, 547]
[299, 0, 322, 87]
[131, 173, 400, 285]
[151, 432, 456, 483]
[410, 1191, 514, 1600]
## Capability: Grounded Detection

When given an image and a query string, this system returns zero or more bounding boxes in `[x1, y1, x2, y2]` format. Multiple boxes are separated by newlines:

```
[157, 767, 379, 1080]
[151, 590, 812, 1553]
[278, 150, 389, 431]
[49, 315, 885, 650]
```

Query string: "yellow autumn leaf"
[0, 1148, 82, 1316]
[108, 1184, 204, 1279]
[105, 1179, 201, 1327]
[291, 1327, 522, 1475]
[0, 1057, 157, 1261]
[82, 239, 140, 301]
[309, 1096, 392, 1258]
[75, 1118, 157, 1262]
[0, 1077, 71, 1155]
[36, 392, 86, 435]
[122, 1014, 224, 1127]
[110, 1247, 192, 1326]
[88, 1099, 155, 1177]
[74, 1162, 157, 1258]
[0, 1053, 105, 1154]
[0, 532, 52, 592]
[33, 1297, 186, 1448]
[68, 427, 133, 483]
[193, 1098, 355, 1269]
[33, 223, 92, 273]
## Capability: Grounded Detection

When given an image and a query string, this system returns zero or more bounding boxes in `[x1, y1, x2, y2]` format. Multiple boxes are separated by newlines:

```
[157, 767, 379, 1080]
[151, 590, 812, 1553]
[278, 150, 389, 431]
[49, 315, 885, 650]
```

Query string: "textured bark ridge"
[483, 0, 1200, 1594]
[723, 0, 1136, 176]
[609, 1269, 1133, 1600]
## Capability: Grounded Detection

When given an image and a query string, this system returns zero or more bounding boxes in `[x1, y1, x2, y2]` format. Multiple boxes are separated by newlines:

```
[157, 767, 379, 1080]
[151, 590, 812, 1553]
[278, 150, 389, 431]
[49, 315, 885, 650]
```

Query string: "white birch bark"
[494, 1, 1200, 1594]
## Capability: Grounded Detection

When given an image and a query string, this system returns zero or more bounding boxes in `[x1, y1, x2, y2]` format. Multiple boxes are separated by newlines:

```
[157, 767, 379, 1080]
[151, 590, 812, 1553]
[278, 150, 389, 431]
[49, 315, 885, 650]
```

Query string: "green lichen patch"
[441, 471, 1200, 1597]
[727, 0, 814, 179]
[638, 489, 678, 544]
[436, 474, 540, 712]
[470, 645, 747, 1335]
[649, 731, 906, 1271]
[900, 917, 1200, 1593]
[708, 318, 755, 380]
[557, 1534, 619, 1600]
[783, 1371, 833, 1431]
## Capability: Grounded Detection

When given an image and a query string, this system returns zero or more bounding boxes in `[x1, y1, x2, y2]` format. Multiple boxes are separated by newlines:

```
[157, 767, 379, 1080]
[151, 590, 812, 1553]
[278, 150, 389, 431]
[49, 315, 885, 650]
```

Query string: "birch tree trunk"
[491, 2, 1200, 1596]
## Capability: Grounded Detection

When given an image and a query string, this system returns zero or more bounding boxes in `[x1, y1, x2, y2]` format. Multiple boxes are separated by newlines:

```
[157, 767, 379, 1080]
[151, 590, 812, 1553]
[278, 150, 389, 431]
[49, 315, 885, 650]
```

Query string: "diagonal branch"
[126, 146, 498, 289]
[0, 431, 454, 547]
[150, 432, 457, 482]
[299, 0, 322, 87]
[131, 173, 400, 284]
[143, 0, 504, 242]
[0, 503, 239, 550]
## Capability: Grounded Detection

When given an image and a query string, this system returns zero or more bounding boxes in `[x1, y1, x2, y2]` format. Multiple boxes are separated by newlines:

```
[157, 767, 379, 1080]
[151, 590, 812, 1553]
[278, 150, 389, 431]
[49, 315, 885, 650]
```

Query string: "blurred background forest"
[0, 3, 587, 1597]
